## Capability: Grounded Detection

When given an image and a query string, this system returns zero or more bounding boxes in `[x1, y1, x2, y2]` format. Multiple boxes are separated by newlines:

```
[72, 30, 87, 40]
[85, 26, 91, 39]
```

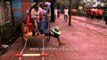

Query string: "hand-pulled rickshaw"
[16, 13, 51, 60]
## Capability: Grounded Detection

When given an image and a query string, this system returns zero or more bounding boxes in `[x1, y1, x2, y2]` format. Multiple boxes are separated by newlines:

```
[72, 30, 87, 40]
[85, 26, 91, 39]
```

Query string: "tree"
[55, 0, 69, 9]
[55, 0, 84, 9]
[100, 0, 107, 7]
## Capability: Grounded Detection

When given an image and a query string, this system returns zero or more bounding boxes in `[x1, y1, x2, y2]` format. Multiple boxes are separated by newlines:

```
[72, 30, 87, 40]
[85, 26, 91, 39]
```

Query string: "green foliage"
[100, 0, 107, 3]
[55, 0, 83, 9]
[55, 0, 69, 9]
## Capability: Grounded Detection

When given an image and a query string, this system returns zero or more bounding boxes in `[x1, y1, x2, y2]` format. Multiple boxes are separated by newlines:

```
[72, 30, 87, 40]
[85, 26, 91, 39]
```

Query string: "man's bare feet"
[59, 42, 65, 46]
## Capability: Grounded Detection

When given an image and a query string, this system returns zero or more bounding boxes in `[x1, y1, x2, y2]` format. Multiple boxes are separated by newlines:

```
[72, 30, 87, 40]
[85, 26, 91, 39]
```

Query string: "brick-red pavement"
[1, 15, 107, 60]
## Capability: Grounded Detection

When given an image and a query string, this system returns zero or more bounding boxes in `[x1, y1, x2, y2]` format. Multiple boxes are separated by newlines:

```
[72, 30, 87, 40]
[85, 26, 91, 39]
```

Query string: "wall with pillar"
[22, 0, 31, 21]
[12, 0, 22, 23]
[12, 0, 31, 23]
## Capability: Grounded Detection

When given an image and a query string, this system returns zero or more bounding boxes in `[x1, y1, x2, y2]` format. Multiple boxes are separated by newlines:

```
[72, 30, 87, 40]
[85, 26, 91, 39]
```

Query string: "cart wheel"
[22, 34, 26, 44]
[21, 23, 26, 43]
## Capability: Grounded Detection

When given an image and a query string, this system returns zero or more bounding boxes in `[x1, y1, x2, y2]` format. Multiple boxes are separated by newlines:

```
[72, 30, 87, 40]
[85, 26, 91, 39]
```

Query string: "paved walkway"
[1, 15, 107, 60]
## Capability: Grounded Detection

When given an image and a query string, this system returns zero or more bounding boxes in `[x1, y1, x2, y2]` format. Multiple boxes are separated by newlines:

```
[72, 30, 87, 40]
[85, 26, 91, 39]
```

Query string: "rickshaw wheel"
[21, 23, 26, 44]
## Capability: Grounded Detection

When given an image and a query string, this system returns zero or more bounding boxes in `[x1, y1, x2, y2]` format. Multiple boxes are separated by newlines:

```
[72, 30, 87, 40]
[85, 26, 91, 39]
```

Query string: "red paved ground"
[1, 15, 107, 60]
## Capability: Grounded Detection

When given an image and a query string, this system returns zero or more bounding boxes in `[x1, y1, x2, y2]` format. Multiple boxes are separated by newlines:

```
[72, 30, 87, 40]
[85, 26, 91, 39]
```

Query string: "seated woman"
[30, 2, 43, 36]
[39, 16, 65, 46]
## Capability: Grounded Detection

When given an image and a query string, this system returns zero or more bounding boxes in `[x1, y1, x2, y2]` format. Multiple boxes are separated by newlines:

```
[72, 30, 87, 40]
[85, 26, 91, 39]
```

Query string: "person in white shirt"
[64, 8, 69, 22]
[54, 7, 58, 19]
[30, 2, 43, 36]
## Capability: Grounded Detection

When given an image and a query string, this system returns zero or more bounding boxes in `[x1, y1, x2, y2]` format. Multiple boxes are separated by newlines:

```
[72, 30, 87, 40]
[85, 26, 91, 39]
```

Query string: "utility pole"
[68, 0, 72, 26]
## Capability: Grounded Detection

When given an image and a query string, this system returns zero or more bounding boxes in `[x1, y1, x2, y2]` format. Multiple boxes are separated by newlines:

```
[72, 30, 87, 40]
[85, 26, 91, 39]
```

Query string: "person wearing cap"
[39, 16, 65, 46]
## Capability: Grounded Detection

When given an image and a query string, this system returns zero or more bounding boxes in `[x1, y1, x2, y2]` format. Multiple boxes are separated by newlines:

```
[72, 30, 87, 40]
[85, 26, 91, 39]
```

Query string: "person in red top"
[98, 9, 103, 19]
[29, 2, 43, 36]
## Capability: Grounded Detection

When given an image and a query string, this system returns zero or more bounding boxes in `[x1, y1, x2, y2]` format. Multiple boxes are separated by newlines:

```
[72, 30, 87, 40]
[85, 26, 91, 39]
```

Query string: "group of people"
[85, 8, 107, 24]
[54, 7, 69, 22]
[24, 2, 65, 46]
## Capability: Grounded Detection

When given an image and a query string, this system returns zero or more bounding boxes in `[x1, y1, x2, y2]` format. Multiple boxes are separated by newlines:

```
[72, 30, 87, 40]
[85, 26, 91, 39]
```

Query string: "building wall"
[0, 2, 12, 26]
[12, 0, 22, 23]
[22, 0, 31, 21]
[12, 0, 31, 23]
[0, 3, 5, 25]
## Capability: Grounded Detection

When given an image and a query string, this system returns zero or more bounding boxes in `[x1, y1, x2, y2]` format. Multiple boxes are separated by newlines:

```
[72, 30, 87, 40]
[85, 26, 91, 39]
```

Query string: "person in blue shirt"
[39, 16, 65, 46]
